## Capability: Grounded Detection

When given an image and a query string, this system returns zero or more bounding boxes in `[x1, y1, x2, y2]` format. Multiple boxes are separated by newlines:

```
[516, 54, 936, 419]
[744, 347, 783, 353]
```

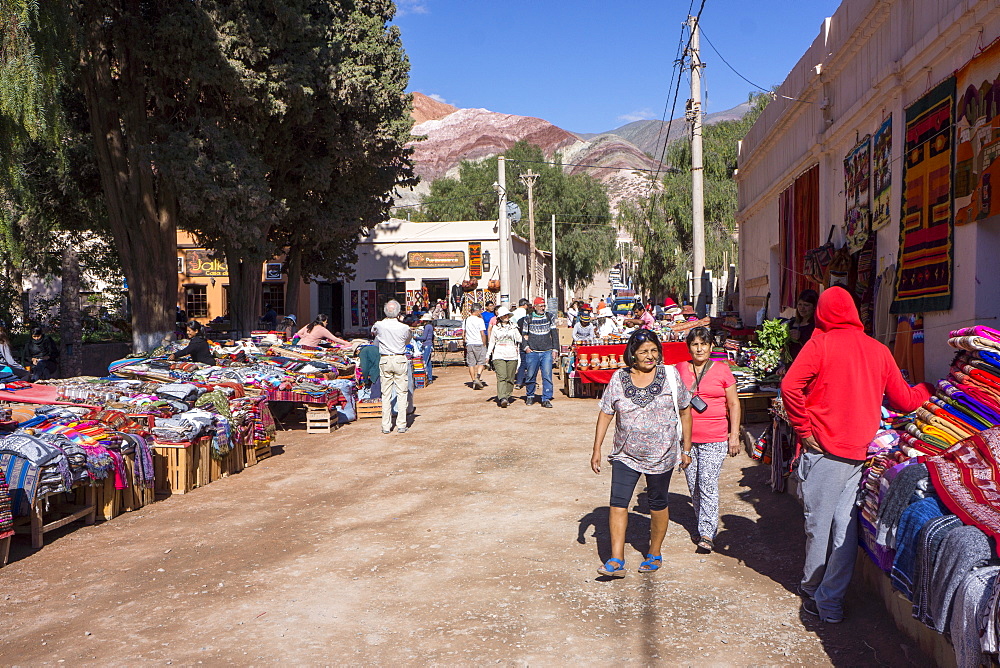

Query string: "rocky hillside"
[400, 92, 664, 212]
[578, 102, 753, 158]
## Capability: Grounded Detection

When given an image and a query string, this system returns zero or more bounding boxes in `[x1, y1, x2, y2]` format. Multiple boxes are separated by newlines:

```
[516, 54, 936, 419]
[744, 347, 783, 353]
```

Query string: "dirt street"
[1, 366, 930, 666]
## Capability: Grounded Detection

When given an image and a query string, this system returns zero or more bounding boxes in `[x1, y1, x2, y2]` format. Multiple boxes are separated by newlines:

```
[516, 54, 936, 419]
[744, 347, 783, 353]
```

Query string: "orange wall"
[176, 231, 310, 324]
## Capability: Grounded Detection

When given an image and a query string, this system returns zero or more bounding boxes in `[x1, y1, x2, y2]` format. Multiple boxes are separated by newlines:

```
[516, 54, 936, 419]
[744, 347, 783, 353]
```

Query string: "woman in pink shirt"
[295, 314, 349, 347]
[676, 326, 741, 553]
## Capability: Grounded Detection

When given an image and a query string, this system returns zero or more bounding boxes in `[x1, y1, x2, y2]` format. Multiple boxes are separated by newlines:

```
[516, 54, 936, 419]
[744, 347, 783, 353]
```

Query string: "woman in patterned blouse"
[590, 329, 692, 577]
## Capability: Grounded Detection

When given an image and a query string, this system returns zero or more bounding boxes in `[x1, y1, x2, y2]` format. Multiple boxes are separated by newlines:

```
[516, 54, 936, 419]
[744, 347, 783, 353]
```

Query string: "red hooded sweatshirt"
[780, 286, 932, 460]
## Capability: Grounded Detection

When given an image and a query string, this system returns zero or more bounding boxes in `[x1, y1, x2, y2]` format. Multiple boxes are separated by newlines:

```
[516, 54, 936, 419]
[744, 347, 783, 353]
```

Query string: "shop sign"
[185, 249, 228, 277]
[468, 242, 482, 279]
[407, 251, 465, 269]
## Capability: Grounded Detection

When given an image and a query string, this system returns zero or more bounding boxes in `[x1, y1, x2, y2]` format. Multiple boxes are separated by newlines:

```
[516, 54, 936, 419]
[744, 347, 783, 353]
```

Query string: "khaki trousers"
[379, 354, 409, 431]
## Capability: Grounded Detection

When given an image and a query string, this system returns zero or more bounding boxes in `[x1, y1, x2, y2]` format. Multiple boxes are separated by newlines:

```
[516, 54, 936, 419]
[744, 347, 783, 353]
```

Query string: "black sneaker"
[801, 597, 820, 617]
[525, 397, 535, 406]
[541, 400, 553, 408]
[797, 584, 815, 600]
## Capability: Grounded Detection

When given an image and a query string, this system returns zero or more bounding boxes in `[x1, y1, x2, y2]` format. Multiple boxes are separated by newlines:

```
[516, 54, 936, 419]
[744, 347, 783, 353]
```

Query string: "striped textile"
[891, 76, 956, 314]
[0, 454, 38, 517]
[0, 467, 13, 539]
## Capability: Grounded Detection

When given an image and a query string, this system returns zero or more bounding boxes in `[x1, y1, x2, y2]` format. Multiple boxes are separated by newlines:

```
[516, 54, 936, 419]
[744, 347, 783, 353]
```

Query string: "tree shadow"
[710, 462, 806, 596]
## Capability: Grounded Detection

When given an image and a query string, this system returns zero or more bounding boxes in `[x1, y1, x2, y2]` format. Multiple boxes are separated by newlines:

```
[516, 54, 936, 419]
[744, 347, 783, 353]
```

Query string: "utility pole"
[519, 170, 539, 296]
[497, 156, 510, 305]
[551, 214, 557, 307]
[687, 13, 706, 314]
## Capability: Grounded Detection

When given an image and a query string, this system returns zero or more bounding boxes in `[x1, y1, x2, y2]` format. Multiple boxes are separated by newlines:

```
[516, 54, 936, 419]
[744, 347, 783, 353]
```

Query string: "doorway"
[422, 279, 449, 314]
[317, 282, 344, 335]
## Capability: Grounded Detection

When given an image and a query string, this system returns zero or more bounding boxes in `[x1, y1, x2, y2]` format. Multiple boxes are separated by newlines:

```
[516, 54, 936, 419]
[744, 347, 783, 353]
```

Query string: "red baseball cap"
[533, 297, 546, 305]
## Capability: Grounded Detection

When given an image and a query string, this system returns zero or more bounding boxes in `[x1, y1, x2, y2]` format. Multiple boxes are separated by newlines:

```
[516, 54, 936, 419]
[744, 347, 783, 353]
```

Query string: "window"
[375, 280, 406, 315]
[262, 283, 285, 315]
[185, 285, 208, 318]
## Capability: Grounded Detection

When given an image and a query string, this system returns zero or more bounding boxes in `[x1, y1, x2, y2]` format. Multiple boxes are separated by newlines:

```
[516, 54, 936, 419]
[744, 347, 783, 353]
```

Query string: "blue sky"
[394, 0, 842, 133]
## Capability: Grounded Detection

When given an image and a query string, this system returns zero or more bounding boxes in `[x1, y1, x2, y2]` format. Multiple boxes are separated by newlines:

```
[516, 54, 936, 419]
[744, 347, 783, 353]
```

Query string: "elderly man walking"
[372, 299, 413, 434]
[519, 297, 559, 408]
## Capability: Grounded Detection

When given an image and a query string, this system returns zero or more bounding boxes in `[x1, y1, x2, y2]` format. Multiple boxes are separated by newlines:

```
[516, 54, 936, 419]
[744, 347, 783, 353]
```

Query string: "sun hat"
[533, 297, 546, 305]
[496, 306, 512, 318]
[681, 304, 696, 315]
[420, 312, 434, 321]
[287, 314, 297, 322]
[579, 312, 592, 323]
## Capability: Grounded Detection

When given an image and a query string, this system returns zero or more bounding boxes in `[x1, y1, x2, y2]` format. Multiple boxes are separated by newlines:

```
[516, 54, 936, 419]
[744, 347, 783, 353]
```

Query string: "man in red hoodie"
[780, 286, 931, 623]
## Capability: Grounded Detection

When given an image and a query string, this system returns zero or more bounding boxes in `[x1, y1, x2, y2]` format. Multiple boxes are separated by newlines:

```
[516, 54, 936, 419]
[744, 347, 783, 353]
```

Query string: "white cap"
[496, 306, 512, 318]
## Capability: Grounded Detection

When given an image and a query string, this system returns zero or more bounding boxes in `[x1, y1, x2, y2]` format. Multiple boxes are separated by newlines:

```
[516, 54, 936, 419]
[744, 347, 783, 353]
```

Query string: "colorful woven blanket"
[924, 426, 1000, 549]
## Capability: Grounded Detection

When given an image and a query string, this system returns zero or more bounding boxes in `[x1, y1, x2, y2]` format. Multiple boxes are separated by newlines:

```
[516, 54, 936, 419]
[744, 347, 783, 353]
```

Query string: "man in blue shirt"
[482, 301, 496, 332]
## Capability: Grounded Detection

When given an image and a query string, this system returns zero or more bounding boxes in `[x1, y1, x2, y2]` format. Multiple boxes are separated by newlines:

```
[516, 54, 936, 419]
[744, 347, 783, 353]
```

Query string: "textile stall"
[0, 332, 366, 562]
[840, 325, 1000, 667]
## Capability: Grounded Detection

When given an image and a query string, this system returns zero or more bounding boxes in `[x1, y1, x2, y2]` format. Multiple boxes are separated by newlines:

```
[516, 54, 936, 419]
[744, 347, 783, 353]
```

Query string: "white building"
[737, 0, 1000, 382]
[334, 219, 549, 335]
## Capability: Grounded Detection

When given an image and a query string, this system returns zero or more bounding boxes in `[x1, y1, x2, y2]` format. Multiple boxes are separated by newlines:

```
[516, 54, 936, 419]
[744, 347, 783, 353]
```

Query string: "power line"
[700, 27, 814, 104]
[508, 158, 662, 173]
[649, 0, 708, 196]
[389, 190, 495, 210]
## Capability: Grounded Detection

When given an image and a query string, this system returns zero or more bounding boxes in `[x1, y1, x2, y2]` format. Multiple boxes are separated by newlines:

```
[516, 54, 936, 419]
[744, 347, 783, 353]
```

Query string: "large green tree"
[2, 1, 416, 346]
[618, 93, 770, 301]
[416, 140, 616, 291]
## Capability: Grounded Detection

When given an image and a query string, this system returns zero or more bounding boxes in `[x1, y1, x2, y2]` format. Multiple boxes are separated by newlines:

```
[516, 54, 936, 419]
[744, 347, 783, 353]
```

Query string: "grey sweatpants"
[797, 451, 864, 618]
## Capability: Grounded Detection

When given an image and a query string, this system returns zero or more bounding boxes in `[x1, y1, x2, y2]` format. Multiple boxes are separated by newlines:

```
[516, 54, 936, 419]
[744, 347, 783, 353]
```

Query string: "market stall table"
[575, 342, 691, 384]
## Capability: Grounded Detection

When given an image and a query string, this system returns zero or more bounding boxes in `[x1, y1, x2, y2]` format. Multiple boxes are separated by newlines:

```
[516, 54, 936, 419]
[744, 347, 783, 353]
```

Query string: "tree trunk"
[59, 246, 83, 377]
[77, 3, 176, 353]
[284, 243, 303, 320]
[225, 248, 263, 340]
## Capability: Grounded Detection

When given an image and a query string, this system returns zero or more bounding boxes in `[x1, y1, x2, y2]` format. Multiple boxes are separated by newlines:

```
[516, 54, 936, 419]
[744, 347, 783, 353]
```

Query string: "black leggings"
[609, 460, 673, 512]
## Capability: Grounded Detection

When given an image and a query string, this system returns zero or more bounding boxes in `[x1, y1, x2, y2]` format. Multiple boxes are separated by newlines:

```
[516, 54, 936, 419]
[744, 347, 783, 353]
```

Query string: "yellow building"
[176, 231, 312, 326]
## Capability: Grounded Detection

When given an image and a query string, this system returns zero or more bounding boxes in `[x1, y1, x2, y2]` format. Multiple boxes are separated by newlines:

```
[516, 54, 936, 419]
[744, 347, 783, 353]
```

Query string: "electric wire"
[700, 27, 814, 103]
[389, 190, 496, 210]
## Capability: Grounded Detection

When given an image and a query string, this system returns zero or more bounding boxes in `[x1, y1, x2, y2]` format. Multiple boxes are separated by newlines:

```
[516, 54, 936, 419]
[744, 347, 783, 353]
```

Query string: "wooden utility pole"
[519, 170, 539, 296]
[687, 14, 706, 314]
[551, 214, 557, 306]
[497, 156, 510, 304]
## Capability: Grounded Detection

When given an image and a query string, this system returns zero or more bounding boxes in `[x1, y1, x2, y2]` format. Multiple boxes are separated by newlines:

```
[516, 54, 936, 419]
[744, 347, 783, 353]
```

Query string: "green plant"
[757, 318, 789, 352]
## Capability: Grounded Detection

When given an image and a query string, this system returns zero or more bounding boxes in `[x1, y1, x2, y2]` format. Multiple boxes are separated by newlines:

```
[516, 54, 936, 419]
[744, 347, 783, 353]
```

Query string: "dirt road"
[1, 366, 928, 665]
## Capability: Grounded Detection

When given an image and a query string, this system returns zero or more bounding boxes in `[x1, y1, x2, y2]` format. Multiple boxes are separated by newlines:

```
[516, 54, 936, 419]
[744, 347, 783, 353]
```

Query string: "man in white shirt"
[371, 299, 413, 434]
[464, 303, 488, 390]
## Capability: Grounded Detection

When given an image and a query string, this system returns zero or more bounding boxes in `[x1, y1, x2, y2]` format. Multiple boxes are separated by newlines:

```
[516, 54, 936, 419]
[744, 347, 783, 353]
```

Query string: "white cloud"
[617, 108, 656, 123]
[396, 0, 429, 16]
[427, 93, 450, 105]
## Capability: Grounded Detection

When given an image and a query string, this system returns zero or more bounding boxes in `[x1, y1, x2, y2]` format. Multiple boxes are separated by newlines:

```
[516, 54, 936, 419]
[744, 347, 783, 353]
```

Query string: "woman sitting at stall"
[0, 324, 29, 379]
[785, 289, 818, 359]
[596, 307, 622, 338]
[168, 321, 215, 365]
[22, 327, 59, 381]
[295, 314, 349, 347]
[676, 326, 741, 553]
[590, 329, 692, 577]
[487, 306, 521, 408]
[279, 314, 297, 341]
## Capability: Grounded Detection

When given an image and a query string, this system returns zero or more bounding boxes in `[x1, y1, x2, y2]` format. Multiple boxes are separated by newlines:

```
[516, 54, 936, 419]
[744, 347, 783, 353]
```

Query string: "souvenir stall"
[0, 333, 366, 562]
[565, 340, 691, 399]
[793, 325, 1000, 667]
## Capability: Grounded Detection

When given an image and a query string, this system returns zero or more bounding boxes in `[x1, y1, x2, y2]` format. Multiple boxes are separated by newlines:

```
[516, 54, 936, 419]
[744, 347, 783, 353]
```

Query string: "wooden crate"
[357, 401, 382, 419]
[153, 443, 197, 497]
[94, 475, 121, 521]
[254, 440, 272, 462]
[306, 407, 333, 434]
[195, 436, 213, 488]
